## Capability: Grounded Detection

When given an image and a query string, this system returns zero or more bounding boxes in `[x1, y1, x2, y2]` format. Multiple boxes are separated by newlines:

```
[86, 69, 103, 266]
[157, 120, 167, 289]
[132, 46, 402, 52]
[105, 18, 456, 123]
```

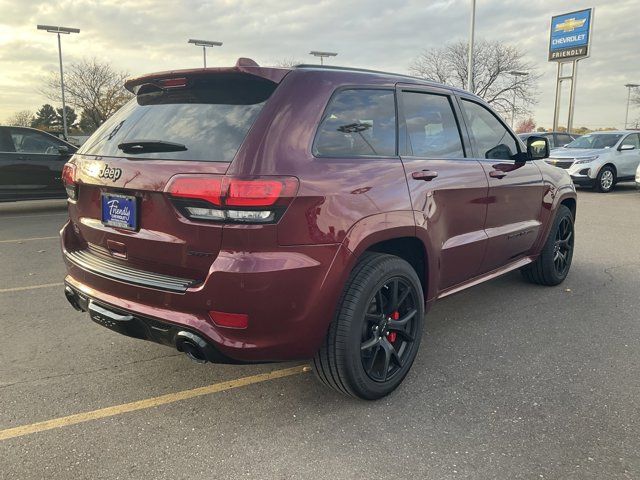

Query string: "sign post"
[549, 8, 593, 132]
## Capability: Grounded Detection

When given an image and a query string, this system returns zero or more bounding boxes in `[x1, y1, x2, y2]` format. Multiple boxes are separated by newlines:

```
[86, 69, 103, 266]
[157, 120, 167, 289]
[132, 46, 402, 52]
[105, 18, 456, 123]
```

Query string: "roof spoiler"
[124, 58, 290, 94]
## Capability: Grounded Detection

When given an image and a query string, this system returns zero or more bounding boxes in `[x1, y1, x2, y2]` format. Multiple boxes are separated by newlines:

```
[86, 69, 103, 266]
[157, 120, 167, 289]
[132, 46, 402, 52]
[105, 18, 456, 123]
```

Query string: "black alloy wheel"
[313, 253, 425, 400]
[360, 278, 419, 383]
[552, 216, 574, 277]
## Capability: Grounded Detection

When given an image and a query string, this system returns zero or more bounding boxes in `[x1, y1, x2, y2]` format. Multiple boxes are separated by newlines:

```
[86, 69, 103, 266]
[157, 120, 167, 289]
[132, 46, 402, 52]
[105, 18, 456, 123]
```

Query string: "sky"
[0, 0, 639, 129]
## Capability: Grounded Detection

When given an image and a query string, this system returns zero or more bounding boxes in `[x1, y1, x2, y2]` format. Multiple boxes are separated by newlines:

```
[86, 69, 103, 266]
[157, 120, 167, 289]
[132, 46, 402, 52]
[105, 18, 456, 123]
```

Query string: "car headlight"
[574, 155, 599, 164]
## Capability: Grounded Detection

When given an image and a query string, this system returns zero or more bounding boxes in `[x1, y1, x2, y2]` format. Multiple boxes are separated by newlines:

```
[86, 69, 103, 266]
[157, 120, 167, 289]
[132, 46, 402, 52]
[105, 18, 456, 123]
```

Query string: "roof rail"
[293, 64, 469, 94]
[294, 64, 422, 80]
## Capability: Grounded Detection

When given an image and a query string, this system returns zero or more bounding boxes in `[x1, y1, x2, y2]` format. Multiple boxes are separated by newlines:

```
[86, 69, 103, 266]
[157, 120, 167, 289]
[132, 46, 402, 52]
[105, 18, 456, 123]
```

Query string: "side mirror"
[526, 136, 550, 160]
[619, 144, 635, 151]
[58, 145, 70, 154]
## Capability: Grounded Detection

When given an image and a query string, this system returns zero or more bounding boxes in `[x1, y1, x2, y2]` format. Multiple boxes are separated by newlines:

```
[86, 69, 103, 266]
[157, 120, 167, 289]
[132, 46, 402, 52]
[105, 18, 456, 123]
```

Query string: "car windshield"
[565, 134, 622, 149]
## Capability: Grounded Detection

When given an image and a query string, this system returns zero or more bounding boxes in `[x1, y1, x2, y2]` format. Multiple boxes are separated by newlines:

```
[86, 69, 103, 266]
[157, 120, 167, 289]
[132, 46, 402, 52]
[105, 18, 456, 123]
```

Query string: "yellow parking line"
[0, 365, 308, 441]
[0, 283, 64, 294]
[0, 236, 59, 244]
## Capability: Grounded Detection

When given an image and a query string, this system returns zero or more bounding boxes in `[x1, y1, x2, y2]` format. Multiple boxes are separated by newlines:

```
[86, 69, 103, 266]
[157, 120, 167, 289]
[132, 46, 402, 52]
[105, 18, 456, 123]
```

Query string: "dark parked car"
[61, 59, 577, 399]
[0, 126, 77, 202]
[518, 131, 577, 150]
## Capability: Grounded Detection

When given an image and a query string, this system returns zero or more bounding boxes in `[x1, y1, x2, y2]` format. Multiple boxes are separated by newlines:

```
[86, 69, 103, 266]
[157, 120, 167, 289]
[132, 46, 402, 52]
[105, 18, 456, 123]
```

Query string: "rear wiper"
[118, 140, 187, 154]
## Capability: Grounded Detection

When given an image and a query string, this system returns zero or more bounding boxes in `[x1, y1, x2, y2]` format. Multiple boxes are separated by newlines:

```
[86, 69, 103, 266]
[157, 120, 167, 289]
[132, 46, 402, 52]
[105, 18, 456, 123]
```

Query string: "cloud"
[1, 0, 638, 128]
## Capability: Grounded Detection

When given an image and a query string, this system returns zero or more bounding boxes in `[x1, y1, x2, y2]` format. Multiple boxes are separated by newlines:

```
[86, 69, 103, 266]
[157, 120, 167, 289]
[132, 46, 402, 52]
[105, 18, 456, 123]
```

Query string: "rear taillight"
[62, 163, 77, 200]
[165, 175, 298, 224]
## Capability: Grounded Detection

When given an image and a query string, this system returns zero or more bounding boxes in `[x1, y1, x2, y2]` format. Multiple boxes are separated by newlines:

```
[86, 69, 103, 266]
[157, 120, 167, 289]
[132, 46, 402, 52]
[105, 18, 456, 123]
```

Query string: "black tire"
[595, 165, 616, 193]
[521, 205, 574, 286]
[312, 252, 424, 400]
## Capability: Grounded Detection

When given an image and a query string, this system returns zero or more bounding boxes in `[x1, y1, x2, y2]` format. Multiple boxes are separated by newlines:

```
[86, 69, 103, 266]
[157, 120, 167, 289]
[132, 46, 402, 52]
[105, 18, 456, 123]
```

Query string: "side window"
[0, 128, 16, 152]
[401, 91, 464, 158]
[10, 129, 62, 155]
[461, 99, 519, 160]
[556, 134, 573, 147]
[621, 134, 640, 149]
[313, 89, 396, 157]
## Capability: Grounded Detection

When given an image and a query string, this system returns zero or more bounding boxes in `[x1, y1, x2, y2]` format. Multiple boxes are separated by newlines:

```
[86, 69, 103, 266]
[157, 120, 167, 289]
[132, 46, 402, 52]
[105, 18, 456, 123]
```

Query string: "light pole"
[309, 51, 337, 66]
[508, 71, 529, 128]
[188, 39, 223, 68]
[624, 83, 639, 129]
[37, 24, 79, 140]
[467, 0, 476, 93]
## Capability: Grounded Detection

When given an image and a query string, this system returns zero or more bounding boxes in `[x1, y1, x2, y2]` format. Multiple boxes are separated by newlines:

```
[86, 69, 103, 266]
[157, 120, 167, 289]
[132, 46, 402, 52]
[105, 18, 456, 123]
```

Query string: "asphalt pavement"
[0, 187, 638, 479]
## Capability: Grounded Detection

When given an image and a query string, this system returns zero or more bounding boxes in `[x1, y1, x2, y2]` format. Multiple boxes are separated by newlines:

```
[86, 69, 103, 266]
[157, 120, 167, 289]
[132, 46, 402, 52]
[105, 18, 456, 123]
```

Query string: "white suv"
[547, 131, 640, 192]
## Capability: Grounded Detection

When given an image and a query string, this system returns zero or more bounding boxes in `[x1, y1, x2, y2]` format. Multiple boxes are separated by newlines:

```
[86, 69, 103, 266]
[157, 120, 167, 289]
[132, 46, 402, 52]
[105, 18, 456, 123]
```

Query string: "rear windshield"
[78, 73, 277, 162]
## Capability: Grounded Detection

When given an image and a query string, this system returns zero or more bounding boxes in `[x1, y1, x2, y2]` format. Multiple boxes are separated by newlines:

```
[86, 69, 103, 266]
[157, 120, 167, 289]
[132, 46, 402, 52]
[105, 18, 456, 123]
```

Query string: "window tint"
[10, 129, 62, 154]
[313, 89, 396, 157]
[0, 128, 16, 152]
[401, 92, 464, 158]
[556, 134, 573, 146]
[621, 134, 640, 149]
[461, 100, 519, 160]
[79, 74, 277, 162]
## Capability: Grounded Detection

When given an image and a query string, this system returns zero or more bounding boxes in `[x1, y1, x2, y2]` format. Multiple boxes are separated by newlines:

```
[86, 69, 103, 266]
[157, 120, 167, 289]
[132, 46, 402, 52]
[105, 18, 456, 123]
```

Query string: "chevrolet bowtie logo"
[555, 17, 586, 33]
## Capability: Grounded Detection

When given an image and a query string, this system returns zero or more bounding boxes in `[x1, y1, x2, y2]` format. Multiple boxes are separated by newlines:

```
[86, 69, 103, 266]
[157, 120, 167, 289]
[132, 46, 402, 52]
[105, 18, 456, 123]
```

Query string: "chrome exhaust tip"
[64, 286, 84, 312]
[176, 331, 208, 364]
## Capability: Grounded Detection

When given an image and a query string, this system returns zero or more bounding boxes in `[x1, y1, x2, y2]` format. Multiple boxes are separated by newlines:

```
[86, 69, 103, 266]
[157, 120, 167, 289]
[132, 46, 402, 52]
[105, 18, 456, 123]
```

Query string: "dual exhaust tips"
[64, 286, 219, 365]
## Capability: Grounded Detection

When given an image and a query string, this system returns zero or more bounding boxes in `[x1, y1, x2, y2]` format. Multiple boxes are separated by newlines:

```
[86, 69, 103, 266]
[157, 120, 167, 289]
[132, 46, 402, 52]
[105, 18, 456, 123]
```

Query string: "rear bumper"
[64, 284, 238, 363]
[61, 222, 351, 363]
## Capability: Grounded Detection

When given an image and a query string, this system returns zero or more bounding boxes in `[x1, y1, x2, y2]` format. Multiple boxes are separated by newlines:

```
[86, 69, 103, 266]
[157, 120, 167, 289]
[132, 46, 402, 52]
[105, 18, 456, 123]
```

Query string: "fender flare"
[531, 185, 577, 254]
[337, 210, 437, 301]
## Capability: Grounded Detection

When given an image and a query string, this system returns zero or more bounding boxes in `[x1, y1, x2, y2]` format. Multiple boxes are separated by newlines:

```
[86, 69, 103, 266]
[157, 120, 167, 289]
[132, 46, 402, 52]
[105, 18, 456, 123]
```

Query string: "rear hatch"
[65, 64, 286, 285]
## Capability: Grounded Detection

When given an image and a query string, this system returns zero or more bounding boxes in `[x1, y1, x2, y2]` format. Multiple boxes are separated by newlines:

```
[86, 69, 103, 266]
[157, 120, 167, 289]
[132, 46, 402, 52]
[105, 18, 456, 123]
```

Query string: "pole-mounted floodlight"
[309, 51, 337, 66]
[624, 83, 640, 129]
[37, 24, 80, 140]
[188, 39, 223, 68]
[467, 0, 476, 93]
[508, 70, 529, 128]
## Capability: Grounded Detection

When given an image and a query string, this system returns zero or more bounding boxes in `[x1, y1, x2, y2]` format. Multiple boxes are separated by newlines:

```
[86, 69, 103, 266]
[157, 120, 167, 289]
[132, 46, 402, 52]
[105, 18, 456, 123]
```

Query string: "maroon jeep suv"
[61, 59, 576, 399]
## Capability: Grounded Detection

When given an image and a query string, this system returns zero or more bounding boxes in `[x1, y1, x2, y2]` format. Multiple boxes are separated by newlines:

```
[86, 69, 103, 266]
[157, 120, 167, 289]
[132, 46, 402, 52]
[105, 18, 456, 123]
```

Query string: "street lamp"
[309, 51, 337, 66]
[624, 83, 639, 129]
[37, 24, 80, 140]
[467, 0, 476, 92]
[508, 70, 529, 128]
[188, 39, 223, 68]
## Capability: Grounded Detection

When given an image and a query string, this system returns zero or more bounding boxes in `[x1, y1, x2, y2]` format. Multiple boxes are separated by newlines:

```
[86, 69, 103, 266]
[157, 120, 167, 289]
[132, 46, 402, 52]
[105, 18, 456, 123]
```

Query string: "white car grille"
[546, 158, 574, 169]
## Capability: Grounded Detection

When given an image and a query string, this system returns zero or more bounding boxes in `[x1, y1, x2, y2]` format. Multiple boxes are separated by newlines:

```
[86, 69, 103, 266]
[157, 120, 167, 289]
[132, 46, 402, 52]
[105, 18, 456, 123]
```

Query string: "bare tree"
[6, 110, 34, 127]
[409, 39, 540, 117]
[271, 58, 304, 68]
[42, 58, 132, 129]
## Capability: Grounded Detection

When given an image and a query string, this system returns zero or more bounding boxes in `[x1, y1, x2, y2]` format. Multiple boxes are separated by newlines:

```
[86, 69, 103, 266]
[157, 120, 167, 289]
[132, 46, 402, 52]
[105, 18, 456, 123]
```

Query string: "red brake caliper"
[388, 311, 399, 343]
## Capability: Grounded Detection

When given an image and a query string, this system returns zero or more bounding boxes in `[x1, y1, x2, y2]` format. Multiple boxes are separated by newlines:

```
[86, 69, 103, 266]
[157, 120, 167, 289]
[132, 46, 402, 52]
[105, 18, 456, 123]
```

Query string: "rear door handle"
[412, 170, 438, 181]
[489, 170, 507, 179]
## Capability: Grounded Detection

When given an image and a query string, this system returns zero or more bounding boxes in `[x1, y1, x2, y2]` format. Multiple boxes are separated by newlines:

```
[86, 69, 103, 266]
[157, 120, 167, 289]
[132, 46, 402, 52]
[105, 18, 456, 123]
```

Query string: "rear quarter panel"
[228, 70, 414, 248]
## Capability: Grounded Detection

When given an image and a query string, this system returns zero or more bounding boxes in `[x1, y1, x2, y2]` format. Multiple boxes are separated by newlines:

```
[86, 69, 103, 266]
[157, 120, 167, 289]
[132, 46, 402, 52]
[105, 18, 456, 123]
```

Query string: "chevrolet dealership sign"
[549, 8, 593, 61]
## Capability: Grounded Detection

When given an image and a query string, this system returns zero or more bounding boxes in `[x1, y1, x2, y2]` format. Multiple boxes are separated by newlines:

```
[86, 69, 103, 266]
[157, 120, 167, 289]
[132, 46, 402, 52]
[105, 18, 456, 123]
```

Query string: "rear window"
[313, 89, 396, 157]
[78, 73, 277, 162]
